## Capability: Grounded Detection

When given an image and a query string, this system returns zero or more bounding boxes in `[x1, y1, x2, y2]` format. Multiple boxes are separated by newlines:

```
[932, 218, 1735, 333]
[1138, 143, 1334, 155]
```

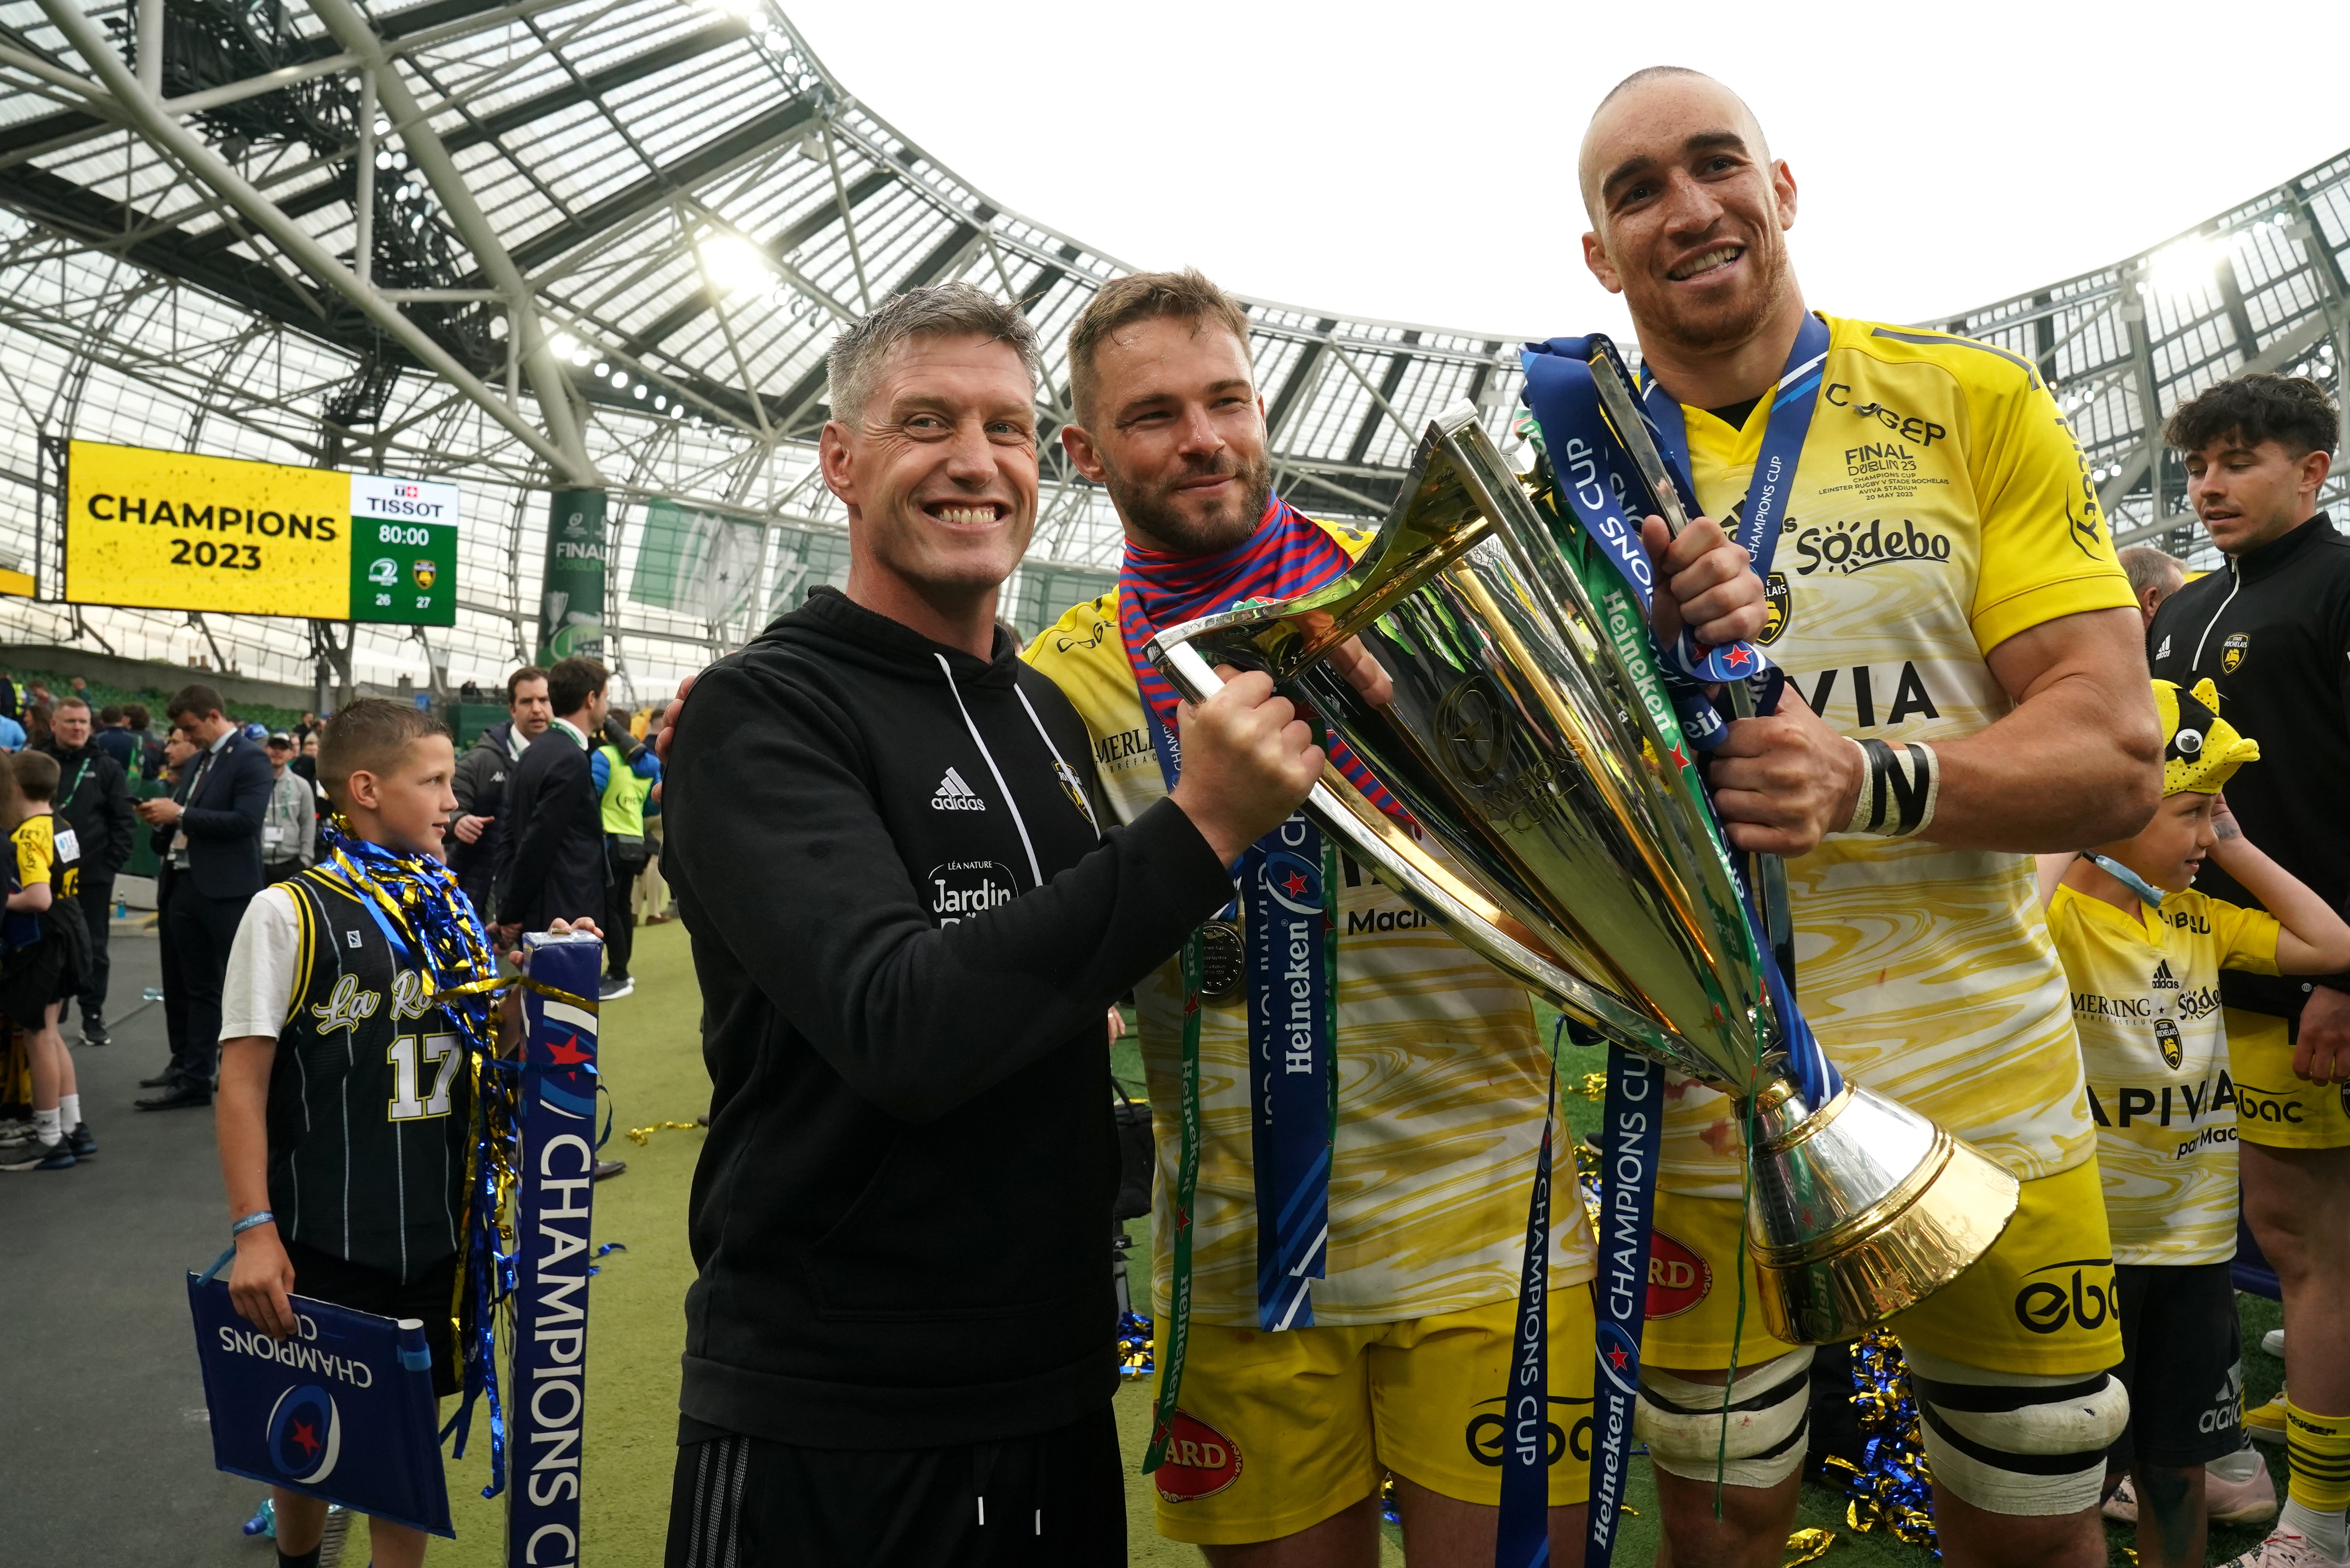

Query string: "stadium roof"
[0, 0, 2343, 697]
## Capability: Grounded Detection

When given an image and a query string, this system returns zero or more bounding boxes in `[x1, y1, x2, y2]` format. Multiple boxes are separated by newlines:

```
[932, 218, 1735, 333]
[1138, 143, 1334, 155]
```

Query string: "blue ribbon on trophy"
[502, 931, 605, 1568]
[1501, 317, 1842, 1568]
[1142, 687, 1336, 1332]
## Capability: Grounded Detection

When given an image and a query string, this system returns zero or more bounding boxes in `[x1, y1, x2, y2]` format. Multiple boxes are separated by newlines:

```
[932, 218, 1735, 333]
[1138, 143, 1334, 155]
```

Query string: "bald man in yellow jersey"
[1574, 68, 2163, 1568]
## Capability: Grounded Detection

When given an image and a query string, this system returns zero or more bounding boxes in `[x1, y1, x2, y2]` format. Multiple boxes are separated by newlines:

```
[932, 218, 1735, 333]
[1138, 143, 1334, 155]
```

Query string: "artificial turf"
[373, 928, 2292, 1566]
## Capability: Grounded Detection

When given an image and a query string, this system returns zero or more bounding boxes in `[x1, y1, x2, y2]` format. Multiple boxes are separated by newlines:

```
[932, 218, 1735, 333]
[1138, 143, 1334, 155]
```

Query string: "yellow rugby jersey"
[11, 813, 53, 888]
[1664, 313, 2136, 1198]
[1024, 528, 1596, 1327]
[2046, 882, 2276, 1264]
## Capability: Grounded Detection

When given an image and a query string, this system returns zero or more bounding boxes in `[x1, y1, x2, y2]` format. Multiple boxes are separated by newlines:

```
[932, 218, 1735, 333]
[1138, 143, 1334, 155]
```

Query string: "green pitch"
[381, 935, 2286, 1567]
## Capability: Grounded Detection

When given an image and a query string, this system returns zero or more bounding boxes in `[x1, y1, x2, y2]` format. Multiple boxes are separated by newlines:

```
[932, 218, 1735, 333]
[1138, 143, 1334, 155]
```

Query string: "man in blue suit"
[134, 684, 271, 1111]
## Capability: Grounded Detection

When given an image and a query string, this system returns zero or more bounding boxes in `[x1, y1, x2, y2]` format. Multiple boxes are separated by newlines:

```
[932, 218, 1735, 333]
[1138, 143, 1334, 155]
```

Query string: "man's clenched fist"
[1166, 666, 1324, 865]
[1703, 684, 1863, 857]
[1641, 515, 1766, 650]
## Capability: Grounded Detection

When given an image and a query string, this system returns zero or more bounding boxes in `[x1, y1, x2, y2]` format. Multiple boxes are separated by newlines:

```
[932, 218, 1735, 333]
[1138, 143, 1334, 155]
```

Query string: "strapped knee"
[1904, 1346, 2130, 1517]
[1636, 1347, 1814, 1488]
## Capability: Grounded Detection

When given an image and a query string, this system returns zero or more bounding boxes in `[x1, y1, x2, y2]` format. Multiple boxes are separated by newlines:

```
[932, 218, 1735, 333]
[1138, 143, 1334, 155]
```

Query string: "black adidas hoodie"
[661, 585, 1232, 1450]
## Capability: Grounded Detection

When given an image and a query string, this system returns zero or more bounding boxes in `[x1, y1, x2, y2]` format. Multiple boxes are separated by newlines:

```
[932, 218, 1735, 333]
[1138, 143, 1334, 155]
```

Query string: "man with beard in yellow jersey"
[1575, 69, 2163, 1568]
[1026, 270, 1758, 1564]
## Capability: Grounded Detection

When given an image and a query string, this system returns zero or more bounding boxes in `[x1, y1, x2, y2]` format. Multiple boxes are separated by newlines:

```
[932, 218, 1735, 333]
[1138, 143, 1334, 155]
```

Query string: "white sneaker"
[2219, 1530, 2350, 1568]
[2211, 1458, 2282, 1527]
[2103, 1476, 2139, 1524]
[2265, 1328, 2288, 1359]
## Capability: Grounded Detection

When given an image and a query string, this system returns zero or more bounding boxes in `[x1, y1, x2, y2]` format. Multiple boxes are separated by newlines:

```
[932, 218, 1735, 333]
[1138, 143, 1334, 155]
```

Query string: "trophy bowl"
[1143, 402, 2017, 1345]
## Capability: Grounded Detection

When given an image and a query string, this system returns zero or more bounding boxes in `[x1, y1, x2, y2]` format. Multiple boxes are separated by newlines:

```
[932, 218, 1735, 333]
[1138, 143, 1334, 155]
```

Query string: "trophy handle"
[1158, 641, 1722, 1084]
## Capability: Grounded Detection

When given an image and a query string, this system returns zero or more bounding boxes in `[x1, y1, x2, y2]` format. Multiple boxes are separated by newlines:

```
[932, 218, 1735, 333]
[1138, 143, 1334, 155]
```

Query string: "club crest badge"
[2222, 631, 2250, 673]
[412, 559, 437, 590]
[1760, 572, 1791, 645]
[2155, 1016, 2184, 1070]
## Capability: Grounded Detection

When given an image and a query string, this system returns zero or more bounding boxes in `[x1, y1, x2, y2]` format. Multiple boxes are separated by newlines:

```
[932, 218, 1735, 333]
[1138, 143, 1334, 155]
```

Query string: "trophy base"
[1741, 1081, 2022, 1345]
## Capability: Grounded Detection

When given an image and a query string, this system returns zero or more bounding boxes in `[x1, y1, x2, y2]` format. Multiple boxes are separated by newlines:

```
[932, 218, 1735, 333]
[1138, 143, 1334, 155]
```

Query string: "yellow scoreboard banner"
[63, 439, 458, 625]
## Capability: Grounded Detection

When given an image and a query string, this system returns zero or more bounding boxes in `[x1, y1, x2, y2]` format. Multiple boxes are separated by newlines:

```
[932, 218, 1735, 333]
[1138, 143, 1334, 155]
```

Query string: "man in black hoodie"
[660, 282, 1321, 1568]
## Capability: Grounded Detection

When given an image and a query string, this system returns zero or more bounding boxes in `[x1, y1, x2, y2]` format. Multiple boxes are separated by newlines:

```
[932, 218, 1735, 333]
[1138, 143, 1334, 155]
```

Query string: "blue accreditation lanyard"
[1140, 687, 1335, 1332]
[1639, 312, 1832, 582]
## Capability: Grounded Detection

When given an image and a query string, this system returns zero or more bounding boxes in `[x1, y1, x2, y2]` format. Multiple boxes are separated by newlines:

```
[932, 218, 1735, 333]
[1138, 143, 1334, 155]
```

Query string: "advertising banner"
[538, 490, 607, 662]
[63, 439, 456, 624]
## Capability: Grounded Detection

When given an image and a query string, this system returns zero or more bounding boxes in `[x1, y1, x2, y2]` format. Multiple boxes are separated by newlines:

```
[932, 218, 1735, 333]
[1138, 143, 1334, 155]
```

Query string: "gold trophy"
[1143, 400, 2018, 1344]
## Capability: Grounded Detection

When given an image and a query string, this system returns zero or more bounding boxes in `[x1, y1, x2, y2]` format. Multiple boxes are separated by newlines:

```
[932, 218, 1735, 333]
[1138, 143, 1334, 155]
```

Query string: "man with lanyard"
[1024, 270, 1747, 1563]
[39, 696, 134, 1046]
[1569, 69, 2161, 1568]
[2147, 372, 2350, 1568]
[448, 666, 552, 917]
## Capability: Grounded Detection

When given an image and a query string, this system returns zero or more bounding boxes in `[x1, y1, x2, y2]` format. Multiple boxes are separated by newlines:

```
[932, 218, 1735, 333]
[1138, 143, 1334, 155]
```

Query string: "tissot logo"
[1790, 517, 1953, 576]
[930, 767, 985, 811]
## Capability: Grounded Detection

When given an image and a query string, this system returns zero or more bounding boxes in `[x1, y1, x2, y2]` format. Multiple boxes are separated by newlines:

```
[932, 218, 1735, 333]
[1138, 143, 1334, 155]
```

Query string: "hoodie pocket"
[804, 1098, 1109, 1322]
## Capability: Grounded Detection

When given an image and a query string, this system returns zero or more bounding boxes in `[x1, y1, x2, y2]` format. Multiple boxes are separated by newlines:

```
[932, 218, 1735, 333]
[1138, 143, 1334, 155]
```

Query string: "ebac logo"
[1646, 1229, 1712, 1318]
[2013, 1256, 2116, 1335]
[265, 1383, 342, 1484]
[1153, 1410, 1242, 1503]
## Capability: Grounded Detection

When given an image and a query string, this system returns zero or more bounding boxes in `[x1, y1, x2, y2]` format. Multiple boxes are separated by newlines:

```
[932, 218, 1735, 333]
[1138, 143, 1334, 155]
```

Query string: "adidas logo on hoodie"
[931, 767, 986, 811]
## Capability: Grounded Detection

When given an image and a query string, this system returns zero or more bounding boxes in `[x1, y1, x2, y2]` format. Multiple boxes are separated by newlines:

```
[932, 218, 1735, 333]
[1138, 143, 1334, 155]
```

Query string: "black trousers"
[73, 871, 114, 1018]
[665, 1405, 1124, 1568]
[603, 841, 635, 980]
[160, 875, 249, 1090]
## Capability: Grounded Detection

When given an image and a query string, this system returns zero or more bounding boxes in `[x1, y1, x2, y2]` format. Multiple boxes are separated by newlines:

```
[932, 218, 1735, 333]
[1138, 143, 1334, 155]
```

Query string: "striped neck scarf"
[1117, 498, 1398, 816]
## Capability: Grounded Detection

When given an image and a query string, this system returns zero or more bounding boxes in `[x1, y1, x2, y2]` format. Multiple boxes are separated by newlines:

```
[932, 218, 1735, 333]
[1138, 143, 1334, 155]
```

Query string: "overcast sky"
[793, 1, 2350, 345]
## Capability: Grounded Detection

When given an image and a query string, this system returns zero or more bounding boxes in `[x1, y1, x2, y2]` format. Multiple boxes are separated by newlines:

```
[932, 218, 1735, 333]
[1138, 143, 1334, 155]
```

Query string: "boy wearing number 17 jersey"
[2044, 680, 2350, 1568]
[214, 700, 491, 1568]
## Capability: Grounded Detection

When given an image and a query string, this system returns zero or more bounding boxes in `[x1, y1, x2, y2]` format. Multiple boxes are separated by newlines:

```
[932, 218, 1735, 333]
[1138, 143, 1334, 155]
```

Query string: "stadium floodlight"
[2146, 234, 2233, 300]
[698, 235, 772, 297]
